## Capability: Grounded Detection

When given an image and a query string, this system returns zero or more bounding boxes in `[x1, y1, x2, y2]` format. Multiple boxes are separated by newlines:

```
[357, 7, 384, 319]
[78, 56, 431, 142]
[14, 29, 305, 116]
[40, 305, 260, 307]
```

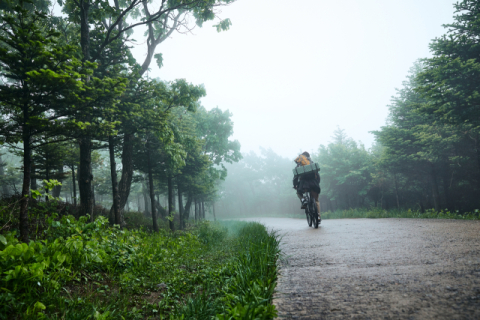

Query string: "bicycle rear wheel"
[306, 212, 312, 227]
[304, 192, 313, 227]
[309, 196, 319, 229]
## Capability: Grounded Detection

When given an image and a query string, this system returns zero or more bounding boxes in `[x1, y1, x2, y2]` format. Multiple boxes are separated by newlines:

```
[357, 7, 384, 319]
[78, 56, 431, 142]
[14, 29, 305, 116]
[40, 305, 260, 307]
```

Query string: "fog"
[130, 0, 456, 158]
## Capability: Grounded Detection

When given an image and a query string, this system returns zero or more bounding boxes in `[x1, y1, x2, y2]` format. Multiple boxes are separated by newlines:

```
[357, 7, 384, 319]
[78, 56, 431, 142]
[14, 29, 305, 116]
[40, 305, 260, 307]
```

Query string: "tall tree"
[417, 0, 480, 190]
[0, 4, 96, 241]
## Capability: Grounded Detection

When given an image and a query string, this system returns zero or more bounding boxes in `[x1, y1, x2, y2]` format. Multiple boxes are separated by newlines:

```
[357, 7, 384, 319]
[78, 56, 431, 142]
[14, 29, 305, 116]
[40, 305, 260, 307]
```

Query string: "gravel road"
[254, 218, 480, 319]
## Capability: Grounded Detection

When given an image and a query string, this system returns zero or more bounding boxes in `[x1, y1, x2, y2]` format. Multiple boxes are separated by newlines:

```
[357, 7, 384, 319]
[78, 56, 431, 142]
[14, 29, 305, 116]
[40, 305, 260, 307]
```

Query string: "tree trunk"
[20, 128, 31, 243]
[202, 201, 205, 219]
[80, 0, 91, 61]
[393, 173, 400, 209]
[0, 154, 9, 196]
[177, 184, 183, 230]
[78, 138, 93, 216]
[116, 133, 134, 213]
[45, 150, 50, 202]
[183, 195, 192, 220]
[154, 199, 167, 217]
[91, 184, 95, 221]
[109, 135, 121, 225]
[212, 202, 216, 221]
[430, 165, 441, 212]
[137, 193, 141, 212]
[475, 135, 480, 190]
[71, 165, 77, 206]
[167, 176, 174, 231]
[143, 185, 149, 217]
[147, 147, 158, 232]
[78, 0, 94, 217]
[194, 198, 198, 221]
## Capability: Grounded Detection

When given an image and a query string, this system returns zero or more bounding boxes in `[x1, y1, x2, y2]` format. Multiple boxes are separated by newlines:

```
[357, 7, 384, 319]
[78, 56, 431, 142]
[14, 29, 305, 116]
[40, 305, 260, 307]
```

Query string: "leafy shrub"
[196, 220, 228, 247]
[0, 215, 280, 319]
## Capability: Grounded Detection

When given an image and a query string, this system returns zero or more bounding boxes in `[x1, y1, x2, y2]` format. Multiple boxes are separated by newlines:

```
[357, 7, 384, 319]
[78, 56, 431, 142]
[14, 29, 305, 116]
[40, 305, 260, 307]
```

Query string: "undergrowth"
[0, 212, 280, 319]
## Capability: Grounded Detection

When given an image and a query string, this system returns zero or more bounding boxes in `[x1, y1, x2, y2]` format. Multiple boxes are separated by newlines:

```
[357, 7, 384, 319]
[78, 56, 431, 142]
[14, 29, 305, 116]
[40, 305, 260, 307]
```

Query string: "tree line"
[317, 0, 480, 214]
[0, 0, 241, 242]
[217, 0, 480, 217]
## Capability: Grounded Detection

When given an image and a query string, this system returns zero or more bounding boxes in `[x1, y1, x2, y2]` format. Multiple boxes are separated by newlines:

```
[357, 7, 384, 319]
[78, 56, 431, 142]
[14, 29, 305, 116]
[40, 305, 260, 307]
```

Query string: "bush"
[0, 215, 280, 319]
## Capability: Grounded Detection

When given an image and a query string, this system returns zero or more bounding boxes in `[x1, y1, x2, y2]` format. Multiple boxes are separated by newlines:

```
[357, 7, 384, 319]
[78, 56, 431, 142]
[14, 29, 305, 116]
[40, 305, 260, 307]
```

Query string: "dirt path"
[254, 218, 480, 319]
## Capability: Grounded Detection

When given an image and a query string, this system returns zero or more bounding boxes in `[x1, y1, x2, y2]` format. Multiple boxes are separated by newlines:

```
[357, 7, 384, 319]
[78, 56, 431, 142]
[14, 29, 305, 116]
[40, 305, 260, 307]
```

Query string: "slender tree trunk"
[393, 173, 400, 209]
[91, 184, 95, 221]
[78, 138, 93, 216]
[0, 154, 9, 196]
[78, 0, 94, 217]
[146, 147, 158, 232]
[431, 164, 440, 212]
[475, 136, 480, 191]
[194, 198, 198, 221]
[116, 133, 134, 213]
[167, 176, 174, 231]
[20, 125, 31, 243]
[108, 135, 121, 225]
[71, 165, 77, 206]
[177, 183, 183, 230]
[137, 193, 140, 212]
[183, 195, 192, 220]
[202, 201, 205, 219]
[212, 202, 216, 221]
[45, 152, 50, 202]
[143, 185, 149, 217]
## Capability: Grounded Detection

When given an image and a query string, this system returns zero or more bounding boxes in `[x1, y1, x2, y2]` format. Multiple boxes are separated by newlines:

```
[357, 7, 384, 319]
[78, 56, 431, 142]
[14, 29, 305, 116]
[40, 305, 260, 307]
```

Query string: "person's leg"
[310, 191, 321, 218]
[297, 191, 306, 209]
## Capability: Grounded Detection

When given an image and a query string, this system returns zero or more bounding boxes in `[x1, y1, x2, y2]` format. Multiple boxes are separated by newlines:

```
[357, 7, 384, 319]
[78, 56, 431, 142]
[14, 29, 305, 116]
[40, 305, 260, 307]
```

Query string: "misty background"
[2, 0, 475, 223]
[129, 0, 456, 157]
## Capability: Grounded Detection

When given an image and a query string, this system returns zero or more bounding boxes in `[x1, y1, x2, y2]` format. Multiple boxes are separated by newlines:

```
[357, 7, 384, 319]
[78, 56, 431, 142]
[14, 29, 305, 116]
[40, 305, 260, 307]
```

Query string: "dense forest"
[216, 1, 480, 218]
[0, 0, 241, 243]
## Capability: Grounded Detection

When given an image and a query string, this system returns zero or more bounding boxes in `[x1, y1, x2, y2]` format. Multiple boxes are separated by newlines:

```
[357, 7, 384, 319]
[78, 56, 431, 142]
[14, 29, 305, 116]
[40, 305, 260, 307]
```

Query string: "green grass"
[218, 207, 480, 220]
[321, 207, 480, 220]
[0, 210, 280, 319]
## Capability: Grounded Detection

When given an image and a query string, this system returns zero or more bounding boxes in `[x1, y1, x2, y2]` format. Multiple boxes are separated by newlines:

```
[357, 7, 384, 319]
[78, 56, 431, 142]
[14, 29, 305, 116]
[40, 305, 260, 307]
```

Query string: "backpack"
[293, 155, 320, 179]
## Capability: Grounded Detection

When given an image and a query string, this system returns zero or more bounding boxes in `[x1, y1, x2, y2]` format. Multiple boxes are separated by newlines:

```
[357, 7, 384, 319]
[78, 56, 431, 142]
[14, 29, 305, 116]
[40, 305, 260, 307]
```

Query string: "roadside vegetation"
[321, 208, 480, 220]
[0, 199, 279, 319]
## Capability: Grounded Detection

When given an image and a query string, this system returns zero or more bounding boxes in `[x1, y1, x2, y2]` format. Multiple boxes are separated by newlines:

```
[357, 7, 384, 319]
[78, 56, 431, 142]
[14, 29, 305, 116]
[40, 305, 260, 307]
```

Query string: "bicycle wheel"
[304, 192, 313, 227]
[306, 211, 312, 227]
[310, 196, 319, 229]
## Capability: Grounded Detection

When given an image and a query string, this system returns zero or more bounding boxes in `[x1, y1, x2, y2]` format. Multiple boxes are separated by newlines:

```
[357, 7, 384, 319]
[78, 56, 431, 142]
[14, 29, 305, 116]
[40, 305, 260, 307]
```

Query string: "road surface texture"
[255, 218, 480, 319]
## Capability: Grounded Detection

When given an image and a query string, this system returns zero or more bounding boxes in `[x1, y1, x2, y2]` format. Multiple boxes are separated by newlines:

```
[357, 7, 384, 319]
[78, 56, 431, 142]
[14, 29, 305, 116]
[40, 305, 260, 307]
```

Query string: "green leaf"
[34, 301, 46, 310]
[0, 235, 6, 245]
[154, 53, 163, 69]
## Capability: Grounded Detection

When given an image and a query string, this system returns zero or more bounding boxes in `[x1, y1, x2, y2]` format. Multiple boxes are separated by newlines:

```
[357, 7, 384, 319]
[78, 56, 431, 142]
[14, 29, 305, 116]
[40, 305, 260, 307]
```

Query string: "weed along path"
[252, 218, 480, 319]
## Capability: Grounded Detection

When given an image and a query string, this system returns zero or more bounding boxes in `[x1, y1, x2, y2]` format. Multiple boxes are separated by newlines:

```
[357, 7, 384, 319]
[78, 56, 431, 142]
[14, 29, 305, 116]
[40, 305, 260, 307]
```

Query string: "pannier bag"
[292, 162, 321, 177]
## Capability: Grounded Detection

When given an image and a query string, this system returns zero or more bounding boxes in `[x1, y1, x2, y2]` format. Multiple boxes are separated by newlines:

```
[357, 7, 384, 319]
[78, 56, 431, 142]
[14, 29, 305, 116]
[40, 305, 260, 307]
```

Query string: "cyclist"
[293, 151, 321, 219]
